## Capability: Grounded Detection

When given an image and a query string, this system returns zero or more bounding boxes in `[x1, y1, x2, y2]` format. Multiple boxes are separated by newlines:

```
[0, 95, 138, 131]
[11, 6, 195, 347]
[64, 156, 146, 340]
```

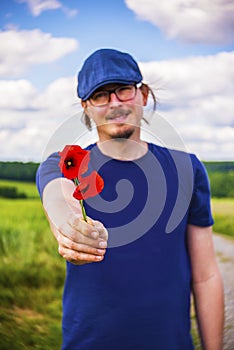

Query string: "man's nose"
[109, 92, 122, 104]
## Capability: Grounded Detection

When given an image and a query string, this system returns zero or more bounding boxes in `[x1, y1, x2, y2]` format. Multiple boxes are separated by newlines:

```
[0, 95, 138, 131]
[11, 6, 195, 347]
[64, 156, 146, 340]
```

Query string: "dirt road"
[213, 234, 234, 350]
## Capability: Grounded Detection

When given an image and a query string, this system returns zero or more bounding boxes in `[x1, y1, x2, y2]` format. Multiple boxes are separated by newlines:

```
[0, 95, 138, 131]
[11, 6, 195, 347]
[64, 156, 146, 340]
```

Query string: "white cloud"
[17, 0, 78, 17]
[0, 76, 79, 113]
[19, 0, 61, 15]
[139, 51, 234, 159]
[0, 77, 79, 132]
[0, 29, 78, 77]
[0, 76, 83, 161]
[125, 0, 234, 44]
[139, 51, 234, 126]
[0, 80, 36, 109]
[1, 52, 233, 161]
[33, 76, 78, 110]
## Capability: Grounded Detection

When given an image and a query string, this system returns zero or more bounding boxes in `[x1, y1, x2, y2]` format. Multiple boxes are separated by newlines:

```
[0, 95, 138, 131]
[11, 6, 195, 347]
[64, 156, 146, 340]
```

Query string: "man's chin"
[97, 123, 136, 140]
[110, 128, 134, 140]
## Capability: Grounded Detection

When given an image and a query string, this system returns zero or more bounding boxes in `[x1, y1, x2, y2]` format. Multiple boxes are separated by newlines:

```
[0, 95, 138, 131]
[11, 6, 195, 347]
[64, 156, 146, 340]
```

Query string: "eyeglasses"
[89, 83, 141, 107]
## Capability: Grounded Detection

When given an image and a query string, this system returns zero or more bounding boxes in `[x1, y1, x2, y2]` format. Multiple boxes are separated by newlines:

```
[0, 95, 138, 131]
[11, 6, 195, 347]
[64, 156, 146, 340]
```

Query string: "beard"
[97, 119, 137, 141]
[111, 127, 135, 140]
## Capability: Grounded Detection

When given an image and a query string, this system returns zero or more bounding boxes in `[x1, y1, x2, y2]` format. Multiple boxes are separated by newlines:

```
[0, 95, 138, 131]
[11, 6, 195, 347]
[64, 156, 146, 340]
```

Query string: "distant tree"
[203, 161, 234, 173]
[209, 171, 234, 198]
[0, 162, 39, 182]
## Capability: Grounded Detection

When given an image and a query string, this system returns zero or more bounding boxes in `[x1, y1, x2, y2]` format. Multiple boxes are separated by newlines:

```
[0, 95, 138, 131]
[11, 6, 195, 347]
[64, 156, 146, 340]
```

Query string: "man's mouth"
[109, 115, 127, 123]
[106, 110, 130, 123]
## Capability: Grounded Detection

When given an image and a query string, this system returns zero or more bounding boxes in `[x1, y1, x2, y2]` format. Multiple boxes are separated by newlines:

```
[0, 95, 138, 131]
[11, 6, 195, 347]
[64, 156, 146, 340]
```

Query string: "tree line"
[0, 161, 39, 182]
[202, 161, 234, 198]
[0, 160, 233, 198]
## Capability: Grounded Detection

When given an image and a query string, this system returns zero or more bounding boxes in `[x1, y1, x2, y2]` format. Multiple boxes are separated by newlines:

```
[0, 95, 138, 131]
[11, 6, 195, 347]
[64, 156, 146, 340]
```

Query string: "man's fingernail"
[96, 255, 103, 261]
[99, 241, 107, 248]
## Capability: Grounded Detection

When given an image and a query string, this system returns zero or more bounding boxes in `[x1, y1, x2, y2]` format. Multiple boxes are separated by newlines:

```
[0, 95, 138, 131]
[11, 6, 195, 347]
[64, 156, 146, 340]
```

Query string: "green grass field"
[212, 198, 234, 238]
[0, 181, 233, 349]
[0, 181, 65, 349]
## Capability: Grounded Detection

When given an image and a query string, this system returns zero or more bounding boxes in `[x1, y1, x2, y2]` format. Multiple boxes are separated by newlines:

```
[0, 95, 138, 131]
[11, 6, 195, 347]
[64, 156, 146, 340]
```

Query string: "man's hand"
[57, 215, 108, 265]
[42, 178, 108, 265]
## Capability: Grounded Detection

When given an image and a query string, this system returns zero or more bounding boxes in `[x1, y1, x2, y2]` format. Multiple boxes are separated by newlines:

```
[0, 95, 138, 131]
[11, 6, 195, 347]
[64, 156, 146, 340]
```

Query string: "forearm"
[42, 177, 82, 239]
[192, 270, 224, 350]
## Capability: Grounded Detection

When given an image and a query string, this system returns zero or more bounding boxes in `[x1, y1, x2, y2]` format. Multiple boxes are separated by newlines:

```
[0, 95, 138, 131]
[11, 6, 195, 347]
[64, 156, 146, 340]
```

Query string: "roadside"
[213, 233, 234, 350]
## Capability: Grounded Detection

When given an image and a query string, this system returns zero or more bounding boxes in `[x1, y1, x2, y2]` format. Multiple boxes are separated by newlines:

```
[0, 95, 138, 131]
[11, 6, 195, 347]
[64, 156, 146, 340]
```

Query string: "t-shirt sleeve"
[187, 155, 214, 226]
[36, 152, 62, 199]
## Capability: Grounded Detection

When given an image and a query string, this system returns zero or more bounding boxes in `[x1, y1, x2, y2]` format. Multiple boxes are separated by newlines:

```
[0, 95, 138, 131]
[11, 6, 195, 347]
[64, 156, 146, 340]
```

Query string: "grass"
[211, 198, 234, 238]
[0, 193, 65, 349]
[0, 181, 233, 349]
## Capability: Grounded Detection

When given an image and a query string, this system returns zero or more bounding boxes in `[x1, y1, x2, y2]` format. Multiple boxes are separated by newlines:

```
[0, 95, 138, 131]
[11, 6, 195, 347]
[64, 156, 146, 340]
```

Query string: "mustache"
[106, 108, 131, 120]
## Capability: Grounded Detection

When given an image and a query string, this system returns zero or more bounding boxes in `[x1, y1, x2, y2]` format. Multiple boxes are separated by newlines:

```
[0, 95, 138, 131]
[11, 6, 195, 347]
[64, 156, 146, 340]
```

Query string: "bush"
[209, 171, 234, 198]
[0, 186, 27, 199]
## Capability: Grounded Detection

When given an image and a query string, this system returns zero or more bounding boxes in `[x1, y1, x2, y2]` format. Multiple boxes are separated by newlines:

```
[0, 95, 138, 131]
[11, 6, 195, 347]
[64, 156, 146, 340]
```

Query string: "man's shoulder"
[148, 142, 194, 161]
[85, 143, 96, 151]
[148, 142, 204, 174]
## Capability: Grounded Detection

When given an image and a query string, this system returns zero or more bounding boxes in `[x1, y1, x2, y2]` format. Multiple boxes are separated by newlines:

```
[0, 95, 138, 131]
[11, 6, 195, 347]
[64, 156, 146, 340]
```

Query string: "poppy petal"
[59, 145, 90, 179]
[73, 171, 104, 200]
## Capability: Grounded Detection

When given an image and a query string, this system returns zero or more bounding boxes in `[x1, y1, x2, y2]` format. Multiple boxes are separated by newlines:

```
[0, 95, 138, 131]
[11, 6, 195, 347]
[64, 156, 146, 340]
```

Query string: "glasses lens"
[116, 85, 135, 101]
[90, 91, 109, 106]
[89, 85, 136, 106]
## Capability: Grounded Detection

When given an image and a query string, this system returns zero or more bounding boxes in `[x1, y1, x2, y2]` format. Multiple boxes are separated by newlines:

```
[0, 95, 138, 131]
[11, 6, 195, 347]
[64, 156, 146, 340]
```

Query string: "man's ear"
[81, 100, 87, 109]
[81, 100, 91, 117]
[140, 84, 149, 106]
[81, 100, 92, 130]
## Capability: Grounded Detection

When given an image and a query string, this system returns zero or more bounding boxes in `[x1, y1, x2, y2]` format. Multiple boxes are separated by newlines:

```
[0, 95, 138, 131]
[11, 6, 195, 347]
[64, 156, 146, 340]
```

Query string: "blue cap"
[77, 49, 143, 100]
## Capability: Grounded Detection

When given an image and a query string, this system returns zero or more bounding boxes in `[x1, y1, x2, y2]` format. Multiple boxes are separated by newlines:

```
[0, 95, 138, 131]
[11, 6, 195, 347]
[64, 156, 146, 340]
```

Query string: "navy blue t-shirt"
[36, 143, 214, 350]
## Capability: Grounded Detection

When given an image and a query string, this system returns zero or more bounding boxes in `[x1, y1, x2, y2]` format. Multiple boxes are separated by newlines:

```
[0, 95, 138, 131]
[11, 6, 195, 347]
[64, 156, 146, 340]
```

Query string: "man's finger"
[66, 215, 99, 240]
[92, 219, 108, 241]
[58, 234, 106, 255]
[58, 246, 105, 264]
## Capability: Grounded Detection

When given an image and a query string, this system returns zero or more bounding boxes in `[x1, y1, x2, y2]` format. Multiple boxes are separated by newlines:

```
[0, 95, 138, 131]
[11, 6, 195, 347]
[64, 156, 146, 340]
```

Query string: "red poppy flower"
[73, 171, 104, 200]
[59, 144, 104, 222]
[59, 145, 90, 180]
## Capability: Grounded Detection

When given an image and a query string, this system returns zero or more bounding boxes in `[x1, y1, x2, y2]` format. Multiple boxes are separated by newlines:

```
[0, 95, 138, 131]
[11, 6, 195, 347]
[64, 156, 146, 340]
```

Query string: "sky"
[0, 0, 234, 162]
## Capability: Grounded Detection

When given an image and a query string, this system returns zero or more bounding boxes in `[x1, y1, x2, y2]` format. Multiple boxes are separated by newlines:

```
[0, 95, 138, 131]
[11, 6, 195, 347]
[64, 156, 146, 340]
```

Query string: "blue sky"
[0, 0, 233, 161]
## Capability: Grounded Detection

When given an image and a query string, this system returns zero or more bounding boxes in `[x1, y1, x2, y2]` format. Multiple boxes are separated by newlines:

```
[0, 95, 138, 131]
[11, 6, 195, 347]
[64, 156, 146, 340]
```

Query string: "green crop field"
[212, 198, 234, 238]
[0, 180, 233, 349]
[0, 180, 65, 349]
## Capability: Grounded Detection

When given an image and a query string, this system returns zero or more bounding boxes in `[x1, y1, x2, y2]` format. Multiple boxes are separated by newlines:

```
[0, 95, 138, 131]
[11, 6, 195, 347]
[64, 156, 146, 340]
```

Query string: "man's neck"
[97, 138, 148, 161]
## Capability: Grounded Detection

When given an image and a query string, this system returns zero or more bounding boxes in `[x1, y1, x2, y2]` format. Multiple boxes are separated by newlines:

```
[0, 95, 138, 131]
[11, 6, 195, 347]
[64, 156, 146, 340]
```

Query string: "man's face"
[82, 83, 148, 141]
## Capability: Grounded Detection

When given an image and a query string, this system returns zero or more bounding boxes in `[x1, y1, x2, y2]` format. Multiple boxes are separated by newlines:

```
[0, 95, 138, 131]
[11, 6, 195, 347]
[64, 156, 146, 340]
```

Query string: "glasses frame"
[88, 83, 142, 107]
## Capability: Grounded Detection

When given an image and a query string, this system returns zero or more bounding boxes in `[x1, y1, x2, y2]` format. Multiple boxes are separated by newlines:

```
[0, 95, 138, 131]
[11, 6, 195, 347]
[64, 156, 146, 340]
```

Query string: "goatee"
[111, 129, 134, 140]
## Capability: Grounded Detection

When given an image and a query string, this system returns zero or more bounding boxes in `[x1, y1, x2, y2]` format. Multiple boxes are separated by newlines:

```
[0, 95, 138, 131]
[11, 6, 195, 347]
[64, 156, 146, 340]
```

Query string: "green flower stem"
[74, 178, 87, 222]
[80, 199, 87, 222]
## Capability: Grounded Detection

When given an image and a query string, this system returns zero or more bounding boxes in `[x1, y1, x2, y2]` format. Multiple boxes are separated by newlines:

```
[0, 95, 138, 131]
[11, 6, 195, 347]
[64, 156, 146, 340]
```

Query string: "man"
[36, 49, 224, 350]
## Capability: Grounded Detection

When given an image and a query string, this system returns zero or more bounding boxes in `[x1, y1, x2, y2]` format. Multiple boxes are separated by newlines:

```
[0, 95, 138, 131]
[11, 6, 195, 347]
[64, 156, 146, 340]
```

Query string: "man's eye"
[118, 86, 132, 92]
[93, 92, 107, 100]
[117, 86, 134, 96]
